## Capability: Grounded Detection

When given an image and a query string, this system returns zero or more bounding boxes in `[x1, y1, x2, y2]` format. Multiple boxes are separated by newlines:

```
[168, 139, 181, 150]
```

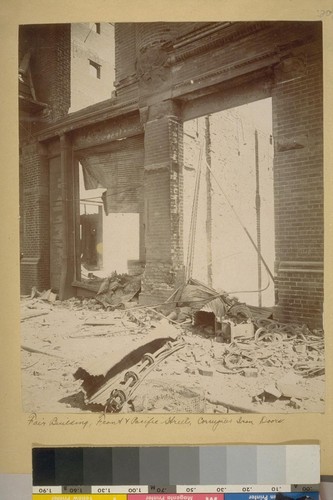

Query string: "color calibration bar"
[32, 445, 320, 500]
[32, 445, 320, 487]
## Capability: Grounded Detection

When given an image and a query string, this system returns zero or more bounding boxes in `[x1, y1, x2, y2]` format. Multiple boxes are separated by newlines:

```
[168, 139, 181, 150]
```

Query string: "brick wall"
[20, 143, 50, 294]
[20, 24, 71, 294]
[132, 22, 323, 323]
[135, 22, 179, 51]
[114, 22, 210, 89]
[272, 38, 323, 328]
[27, 24, 71, 123]
[169, 118, 184, 273]
[114, 24, 136, 85]
[274, 268, 323, 327]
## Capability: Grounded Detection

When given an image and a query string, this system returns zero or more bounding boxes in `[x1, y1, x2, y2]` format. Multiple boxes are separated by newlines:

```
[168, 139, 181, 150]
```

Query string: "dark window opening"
[89, 22, 101, 34]
[89, 60, 101, 79]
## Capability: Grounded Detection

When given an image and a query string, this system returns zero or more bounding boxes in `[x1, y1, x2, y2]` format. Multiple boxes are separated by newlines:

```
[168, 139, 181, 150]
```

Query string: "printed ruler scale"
[32, 446, 320, 500]
[32, 489, 321, 497]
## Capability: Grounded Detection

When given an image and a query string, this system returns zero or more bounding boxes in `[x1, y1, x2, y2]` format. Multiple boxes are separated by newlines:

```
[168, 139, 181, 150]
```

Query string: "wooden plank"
[21, 311, 49, 322]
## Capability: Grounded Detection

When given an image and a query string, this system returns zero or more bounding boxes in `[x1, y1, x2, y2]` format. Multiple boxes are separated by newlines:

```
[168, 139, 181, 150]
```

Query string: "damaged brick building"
[19, 22, 324, 328]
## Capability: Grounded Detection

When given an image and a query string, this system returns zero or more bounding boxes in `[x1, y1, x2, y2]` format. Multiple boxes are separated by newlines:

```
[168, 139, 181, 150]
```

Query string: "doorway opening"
[78, 162, 140, 283]
[183, 98, 274, 307]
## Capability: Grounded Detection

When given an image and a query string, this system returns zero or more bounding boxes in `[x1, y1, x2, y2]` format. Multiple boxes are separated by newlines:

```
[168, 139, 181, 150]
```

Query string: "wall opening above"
[183, 97, 274, 307]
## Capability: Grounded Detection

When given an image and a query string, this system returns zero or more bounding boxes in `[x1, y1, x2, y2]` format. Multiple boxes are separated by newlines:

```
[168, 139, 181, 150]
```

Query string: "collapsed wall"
[19, 22, 323, 328]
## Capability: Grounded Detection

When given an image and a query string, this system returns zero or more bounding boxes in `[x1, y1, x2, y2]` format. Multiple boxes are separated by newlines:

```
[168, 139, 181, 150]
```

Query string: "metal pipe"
[205, 115, 213, 288]
[255, 129, 262, 307]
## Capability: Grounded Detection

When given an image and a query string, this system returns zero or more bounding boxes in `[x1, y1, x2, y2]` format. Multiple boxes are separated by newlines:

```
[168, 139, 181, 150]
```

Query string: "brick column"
[272, 42, 323, 328]
[20, 142, 50, 294]
[140, 100, 185, 304]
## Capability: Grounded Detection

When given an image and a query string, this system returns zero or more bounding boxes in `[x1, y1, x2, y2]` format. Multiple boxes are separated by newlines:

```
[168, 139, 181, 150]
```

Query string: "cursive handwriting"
[27, 412, 284, 431]
[28, 412, 90, 429]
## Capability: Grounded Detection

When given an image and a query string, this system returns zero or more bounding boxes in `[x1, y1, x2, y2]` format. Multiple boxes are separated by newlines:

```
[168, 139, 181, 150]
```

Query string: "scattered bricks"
[198, 366, 214, 377]
[294, 343, 307, 355]
[264, 384, 282, 399]
[277, 371, 302, 386]
[230, 322, 254, 342]
[288, 398, 302, 409]
[178, 306, 192, 322]
[191, 351, 202, 363]
[276, 382, 307, 400]
[185, 364, 197, 375]
[242, 368, 258, 378]
[166, 310, 178, 321]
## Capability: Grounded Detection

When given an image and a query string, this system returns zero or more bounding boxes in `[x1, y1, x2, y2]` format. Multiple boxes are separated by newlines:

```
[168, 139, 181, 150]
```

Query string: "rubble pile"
[20, 279, 325, 414]
[95, 272, 141, 309]
[133, 380, 206, 413]
[219, 320, 324, 378]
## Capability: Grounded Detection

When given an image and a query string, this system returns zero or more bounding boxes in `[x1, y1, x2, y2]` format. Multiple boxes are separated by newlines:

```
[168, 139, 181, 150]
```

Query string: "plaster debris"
[20, 282, 325, 414]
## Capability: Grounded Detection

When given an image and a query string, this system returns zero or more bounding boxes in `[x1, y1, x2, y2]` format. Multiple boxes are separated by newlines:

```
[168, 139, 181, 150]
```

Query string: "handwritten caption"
[27, 413, 284, 431]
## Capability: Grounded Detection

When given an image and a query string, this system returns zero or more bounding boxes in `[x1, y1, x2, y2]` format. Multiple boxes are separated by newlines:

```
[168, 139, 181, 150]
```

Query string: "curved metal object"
[142, 353, 155, 365]
[104, 339, 186, 413]
[124, 370, 139, 386]
[105, 388, 127, 413]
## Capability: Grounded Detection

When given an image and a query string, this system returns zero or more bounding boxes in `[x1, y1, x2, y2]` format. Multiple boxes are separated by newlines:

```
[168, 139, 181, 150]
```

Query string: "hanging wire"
[185, 139, 204, 281]
[228, 268, 272, 295]
[203, 157, 275, 282]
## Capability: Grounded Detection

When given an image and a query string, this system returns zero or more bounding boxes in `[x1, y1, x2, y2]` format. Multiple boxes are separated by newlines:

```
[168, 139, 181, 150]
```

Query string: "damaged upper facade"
[19, 22, 324, 328]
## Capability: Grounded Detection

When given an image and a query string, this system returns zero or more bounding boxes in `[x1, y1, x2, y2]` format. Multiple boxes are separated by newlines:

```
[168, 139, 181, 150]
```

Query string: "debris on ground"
[95, 272, 141, 309]
[31, 286, 57, 303]
[20, 279, 325, 414]
[73, 319, 181, 399]
[21, 310, 50, 322]
[87, 338, 186, 413]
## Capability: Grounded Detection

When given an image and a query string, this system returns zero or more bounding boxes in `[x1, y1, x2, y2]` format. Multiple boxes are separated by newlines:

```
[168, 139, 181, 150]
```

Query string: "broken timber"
[206, 397, 261, 414]
[21, 311, 49, 322]
[21, 345, 64, 359]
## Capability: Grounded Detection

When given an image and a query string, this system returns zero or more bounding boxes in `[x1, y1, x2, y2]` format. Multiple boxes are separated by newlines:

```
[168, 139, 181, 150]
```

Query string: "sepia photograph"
[19, 20, 325, 414]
